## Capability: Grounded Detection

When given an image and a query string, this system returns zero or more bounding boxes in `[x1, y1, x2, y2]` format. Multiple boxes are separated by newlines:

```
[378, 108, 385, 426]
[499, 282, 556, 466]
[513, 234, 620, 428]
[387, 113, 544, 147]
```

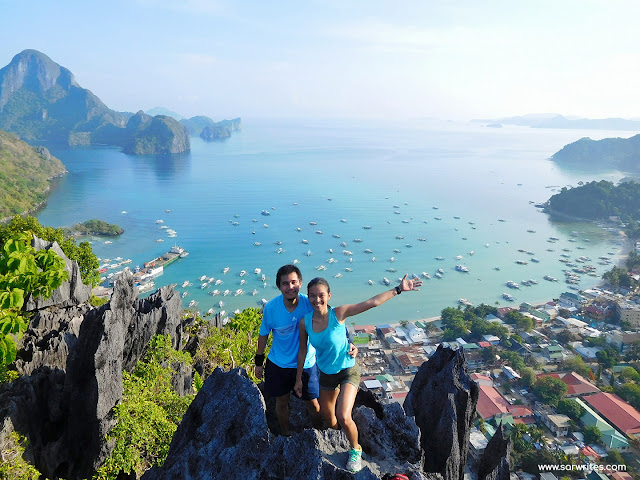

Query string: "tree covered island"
[545, 179, 640, 223]
[65, 219, 124, 237]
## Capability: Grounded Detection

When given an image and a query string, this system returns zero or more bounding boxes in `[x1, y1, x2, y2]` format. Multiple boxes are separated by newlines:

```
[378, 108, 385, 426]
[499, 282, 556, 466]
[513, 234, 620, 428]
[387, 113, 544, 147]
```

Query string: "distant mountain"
[0, 50, 202, 154]
[550, 134, 640, 172]
[180, 116, 242, 141]
[145, 107, 184, 120]
[473, 114, 640, 131]
[0, 129, 66, 219]
[123, 111, 189, 154]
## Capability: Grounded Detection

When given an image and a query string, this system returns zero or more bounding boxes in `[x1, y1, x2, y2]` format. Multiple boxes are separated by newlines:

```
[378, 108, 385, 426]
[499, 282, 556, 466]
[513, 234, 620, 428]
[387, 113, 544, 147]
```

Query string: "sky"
[1, 0, 639, 121]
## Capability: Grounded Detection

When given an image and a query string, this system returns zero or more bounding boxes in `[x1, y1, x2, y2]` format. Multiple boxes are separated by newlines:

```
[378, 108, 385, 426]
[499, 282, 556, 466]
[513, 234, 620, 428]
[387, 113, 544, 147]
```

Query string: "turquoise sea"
[37, 118, 631, 325]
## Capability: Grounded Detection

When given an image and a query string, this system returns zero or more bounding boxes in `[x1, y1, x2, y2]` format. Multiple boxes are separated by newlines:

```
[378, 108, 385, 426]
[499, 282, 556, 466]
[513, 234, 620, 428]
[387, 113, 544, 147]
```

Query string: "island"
[65, 219, 124, 237]
[550, 134, 640, 173]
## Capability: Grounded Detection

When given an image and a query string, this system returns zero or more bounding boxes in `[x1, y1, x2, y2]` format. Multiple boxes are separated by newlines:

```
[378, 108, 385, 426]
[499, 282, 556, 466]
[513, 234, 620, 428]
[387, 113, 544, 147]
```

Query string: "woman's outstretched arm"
[334, 274, 422, 322]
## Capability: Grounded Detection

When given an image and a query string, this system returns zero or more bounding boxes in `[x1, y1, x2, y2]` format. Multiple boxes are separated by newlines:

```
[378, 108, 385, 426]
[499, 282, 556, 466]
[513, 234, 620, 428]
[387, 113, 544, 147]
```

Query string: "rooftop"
[583, 392, 640, 437]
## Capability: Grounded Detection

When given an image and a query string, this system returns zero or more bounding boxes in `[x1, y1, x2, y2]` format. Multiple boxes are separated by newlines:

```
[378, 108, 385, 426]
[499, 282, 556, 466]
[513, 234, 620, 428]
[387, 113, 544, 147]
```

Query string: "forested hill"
[545, 180, 640, 221]
[0, 129, 66, 219]
[550, 134, 640, 172]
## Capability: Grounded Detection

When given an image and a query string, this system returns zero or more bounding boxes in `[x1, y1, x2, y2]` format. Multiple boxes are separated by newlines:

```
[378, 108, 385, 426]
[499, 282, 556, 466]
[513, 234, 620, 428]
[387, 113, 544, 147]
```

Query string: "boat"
[332, 234, 341, 238]
[181, 280, 190, 288]
[334, 273, 342, 278]
[199, 275, 207, 281]
[155, 219, 164, 224]
[502, 293, 515, 301]
[306, 249, 312, 256]
[363, 225, 372, 229]
[340, 219, 348, 223]
[309, 221, 317, 225]
[437, 268, 444, 274]
[389, 257, 395, 263]
[506, 280, 519, 289]
[435, 256, 444, 261]
[188, 300, 198, 308]
[435, 272, 442, 278]
[458, 298, 473, 306]
[254, 268, 261, 274]
[353, 239, 362, 243]
[254, 242, 262, 246]
[239, 270, 246, 276]
[364, 248, 373, 254]
[455, 265, 469, 272]
[218, 301, 224, 308]
[121, 211, 128, 214]
[200, 283, 208, 289]
[422, 272, 431, 279]
[261, 210, 271, 216]
[383, 277, 391, 285]
[530, 258, 540, 263]
[515, 260, 528, 265]
[223, 289, 230, 296]
[316, 265, 327, 271]
[223, 267, 230, 274]
[215, 279, 223, 285]
[395, 235, 404, 240]
[315, 230, 323, 235]
[301, 239, 309, 244]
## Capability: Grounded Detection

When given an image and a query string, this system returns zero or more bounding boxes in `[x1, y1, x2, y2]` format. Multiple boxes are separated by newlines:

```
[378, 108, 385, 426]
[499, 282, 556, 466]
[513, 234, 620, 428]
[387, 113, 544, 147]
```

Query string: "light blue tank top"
[304, 307, 355, 375]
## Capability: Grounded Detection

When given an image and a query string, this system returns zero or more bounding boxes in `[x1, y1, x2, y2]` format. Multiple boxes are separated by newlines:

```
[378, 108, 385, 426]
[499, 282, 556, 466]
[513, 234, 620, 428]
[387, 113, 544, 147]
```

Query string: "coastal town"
[344, 276, 640, 480]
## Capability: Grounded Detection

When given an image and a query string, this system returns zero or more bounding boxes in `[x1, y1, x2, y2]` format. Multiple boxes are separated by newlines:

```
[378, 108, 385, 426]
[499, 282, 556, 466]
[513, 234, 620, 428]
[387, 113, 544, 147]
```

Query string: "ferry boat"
[458, 298, 473, 306]
[455, 265, 469, 272]
[502, 293, 515, 301]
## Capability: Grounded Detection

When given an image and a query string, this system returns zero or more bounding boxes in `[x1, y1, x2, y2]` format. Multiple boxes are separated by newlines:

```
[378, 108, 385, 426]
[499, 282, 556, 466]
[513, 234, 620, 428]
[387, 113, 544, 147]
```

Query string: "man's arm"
[255, 334, 269, 379]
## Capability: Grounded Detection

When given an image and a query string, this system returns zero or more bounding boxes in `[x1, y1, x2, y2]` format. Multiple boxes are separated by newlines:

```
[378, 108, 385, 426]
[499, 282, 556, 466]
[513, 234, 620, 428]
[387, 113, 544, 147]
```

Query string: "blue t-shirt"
[259, 293, 315, 369]
[304, 307, 355, 375]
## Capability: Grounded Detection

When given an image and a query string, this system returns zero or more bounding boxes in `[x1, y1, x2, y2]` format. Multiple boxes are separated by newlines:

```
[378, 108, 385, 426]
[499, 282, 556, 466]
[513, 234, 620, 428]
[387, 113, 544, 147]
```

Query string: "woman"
[294, 274, 422, 473]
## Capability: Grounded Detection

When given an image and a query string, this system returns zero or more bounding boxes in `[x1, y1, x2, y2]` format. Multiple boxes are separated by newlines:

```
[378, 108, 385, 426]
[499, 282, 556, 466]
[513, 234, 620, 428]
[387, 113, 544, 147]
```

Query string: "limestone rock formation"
[142, 367, 422, 480]
[23, 235, 91, 311]
[404, 345, 480, 480]
[1, 270, 185, 479]
[477, 425, 511, 480]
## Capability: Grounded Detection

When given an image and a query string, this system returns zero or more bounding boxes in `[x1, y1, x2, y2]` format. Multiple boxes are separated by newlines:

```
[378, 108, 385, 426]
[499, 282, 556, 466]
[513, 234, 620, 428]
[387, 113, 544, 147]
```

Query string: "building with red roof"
[476, 385, 510, 420]
[537, 371, 600, 397]
[583, 392, 640, 439]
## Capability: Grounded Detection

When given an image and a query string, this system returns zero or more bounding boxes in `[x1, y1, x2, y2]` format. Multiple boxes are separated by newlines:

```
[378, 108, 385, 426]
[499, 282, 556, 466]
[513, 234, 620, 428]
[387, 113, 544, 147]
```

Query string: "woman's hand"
[401, 274, 422, 292]
[348, 343, 358, 358]
[294, 379, 303, 398]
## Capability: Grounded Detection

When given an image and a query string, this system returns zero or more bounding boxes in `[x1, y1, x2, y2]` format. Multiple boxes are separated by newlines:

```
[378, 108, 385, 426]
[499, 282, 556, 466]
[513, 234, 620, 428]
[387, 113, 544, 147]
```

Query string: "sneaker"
[346, 446, 362, 472]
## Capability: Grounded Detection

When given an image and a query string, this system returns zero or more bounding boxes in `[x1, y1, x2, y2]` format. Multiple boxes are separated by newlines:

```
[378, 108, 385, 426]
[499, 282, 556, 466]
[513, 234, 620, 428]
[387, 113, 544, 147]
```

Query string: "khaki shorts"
[319, 364, 361, 391]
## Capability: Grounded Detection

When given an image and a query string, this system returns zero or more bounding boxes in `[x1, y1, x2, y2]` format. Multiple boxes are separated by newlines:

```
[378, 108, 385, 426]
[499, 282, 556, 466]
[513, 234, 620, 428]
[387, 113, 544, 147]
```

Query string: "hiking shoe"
[346, 446, 363, 472]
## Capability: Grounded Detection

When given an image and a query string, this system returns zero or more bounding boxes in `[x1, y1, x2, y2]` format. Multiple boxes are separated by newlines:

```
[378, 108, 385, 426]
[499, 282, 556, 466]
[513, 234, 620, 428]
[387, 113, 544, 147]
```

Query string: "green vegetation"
[0, 232, 68, 365]
[0, 130, 66, 219]
[65, 219, 124, 237]
[532, 376, 568, 406]
[550, 134, 640, 172]
[546, 179, 640, 222]
[96, 307, 265, 479]
[0, 431, 41, 479]
[557, 398, 585, 421]
[0, 215, 100, 286]
[95, 335, 194, 479]
[440, 304, 507, 342]
[582, 425, 602, 444]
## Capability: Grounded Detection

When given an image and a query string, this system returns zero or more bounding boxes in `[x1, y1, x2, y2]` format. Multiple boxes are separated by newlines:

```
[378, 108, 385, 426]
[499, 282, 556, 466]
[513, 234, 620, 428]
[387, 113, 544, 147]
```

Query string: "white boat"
[502, 293, 515, 301]
[121, 210, 128, 214]
[252, 289, 258, 296]
[390, 257, 395, 263]
[211, 289, 220, 296]
[199, 275, 207, 281]
[458, 298, 473, 306]
[435, 272, 442, 278]
[188, 300, 198, 308]
[215, 279, 223, 285]
[306, 249, 312, 256]
[223, 267, 230, 274]
[371, 257, 376, 262]
[235, 289, 244, 296]
[218, 300, 225, 307]
[181, 280, 189, 288]
[181, 291, 188, 298]
[435, 256, 444, 261]
[200, 283, 208, 289]
[223, 289, 230, 296]
[239, 270, 246, 276]
[261, 298, 268, 306]
[334, 273, 342, 278]
[301, 239, 309, 244]
[364, 248, 373, 254]
[422, 272, 431, 279]
[155, 219, 164, 224]
[240, 279, 246, 285]
[368, 280, 374, 285]
[437, 268, 444, 274]
[506, 280, 520, 289]
[316, 265, 327, 271]
[363, 225, 372, 229]
[341, 219, 348, 223]
[383, 277, 391, 285]
[455, 265, 469, 273]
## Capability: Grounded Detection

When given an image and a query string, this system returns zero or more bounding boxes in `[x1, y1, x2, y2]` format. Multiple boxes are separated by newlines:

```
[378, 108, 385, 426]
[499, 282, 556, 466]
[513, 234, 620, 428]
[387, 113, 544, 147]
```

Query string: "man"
[255, 264, 356, 436]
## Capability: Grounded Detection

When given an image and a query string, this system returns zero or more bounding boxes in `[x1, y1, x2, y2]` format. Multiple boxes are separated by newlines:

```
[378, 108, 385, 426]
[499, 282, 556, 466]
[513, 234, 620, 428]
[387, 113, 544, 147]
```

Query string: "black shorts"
[264, 358, 319, 400]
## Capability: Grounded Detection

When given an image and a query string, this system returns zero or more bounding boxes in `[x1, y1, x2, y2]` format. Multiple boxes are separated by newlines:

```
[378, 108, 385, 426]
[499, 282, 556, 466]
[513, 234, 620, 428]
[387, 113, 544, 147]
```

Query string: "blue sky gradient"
[1, 0, 639, 120]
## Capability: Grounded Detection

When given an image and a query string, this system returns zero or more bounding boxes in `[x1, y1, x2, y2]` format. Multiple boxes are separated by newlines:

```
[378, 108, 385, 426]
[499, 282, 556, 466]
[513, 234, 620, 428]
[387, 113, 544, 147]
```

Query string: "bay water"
[37, 118, 631, 325]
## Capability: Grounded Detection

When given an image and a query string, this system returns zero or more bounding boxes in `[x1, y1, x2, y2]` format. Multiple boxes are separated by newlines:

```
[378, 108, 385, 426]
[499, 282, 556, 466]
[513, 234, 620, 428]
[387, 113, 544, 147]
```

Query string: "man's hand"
[255, 365, 264, 380]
